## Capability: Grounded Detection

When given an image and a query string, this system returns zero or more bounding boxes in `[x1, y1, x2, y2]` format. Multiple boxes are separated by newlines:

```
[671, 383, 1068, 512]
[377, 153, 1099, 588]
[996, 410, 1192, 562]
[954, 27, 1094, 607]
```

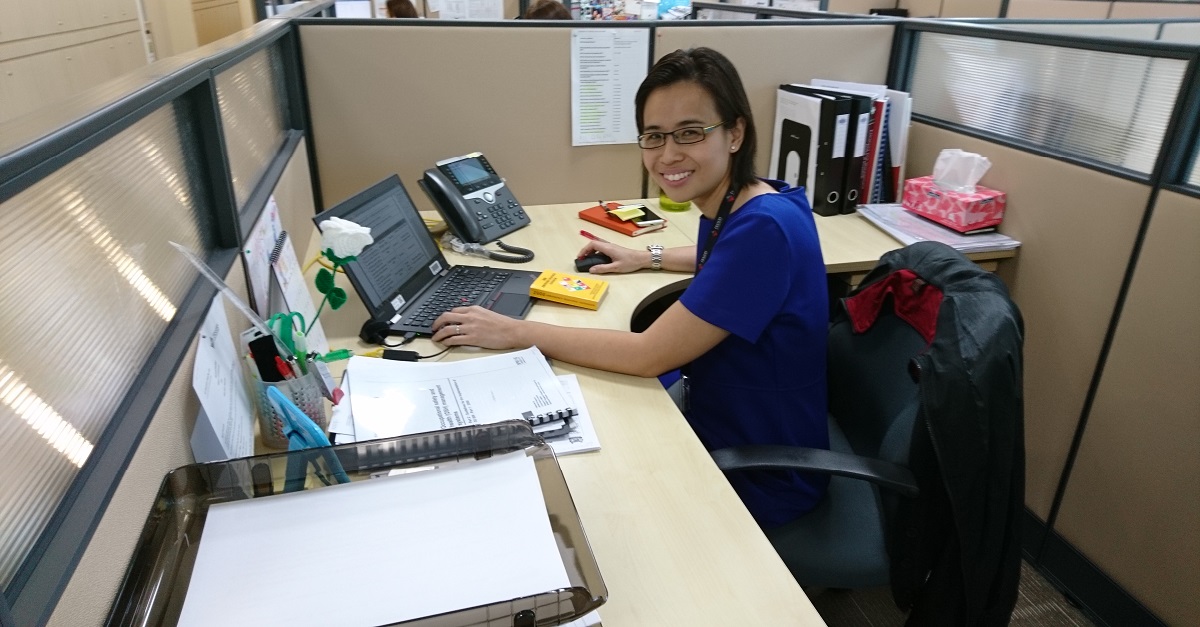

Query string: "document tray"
[108, 421, 607, 626]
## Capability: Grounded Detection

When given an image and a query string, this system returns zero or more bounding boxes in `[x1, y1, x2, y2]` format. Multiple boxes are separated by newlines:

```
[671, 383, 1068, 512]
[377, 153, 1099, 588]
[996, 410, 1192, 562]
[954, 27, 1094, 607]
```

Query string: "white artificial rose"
[319, 217, 373, 258]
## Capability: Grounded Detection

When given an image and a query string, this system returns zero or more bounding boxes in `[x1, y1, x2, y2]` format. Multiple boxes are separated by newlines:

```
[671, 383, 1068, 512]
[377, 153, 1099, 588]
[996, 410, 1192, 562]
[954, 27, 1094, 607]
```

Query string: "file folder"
[109, 421, 607, 627]
[783, 85, 873, 214]
[778, 85, 851, 217]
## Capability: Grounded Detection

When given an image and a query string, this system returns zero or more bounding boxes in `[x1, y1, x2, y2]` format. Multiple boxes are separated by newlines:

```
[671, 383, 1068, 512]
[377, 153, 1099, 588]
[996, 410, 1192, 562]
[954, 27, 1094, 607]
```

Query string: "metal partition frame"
[0, 3, 333, 624]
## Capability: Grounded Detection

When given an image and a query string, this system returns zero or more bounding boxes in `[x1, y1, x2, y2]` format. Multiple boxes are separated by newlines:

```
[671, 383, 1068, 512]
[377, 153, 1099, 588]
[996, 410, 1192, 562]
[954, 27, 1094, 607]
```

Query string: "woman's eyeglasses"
[637, 121, 728, 150]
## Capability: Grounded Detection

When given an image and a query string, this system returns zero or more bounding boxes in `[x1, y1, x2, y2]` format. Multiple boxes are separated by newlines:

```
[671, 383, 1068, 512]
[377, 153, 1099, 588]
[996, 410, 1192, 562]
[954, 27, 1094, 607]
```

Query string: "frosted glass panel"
[216, 45, 289, 210]
[0, 102, 210, 588]
[910, 32, 1186, 175]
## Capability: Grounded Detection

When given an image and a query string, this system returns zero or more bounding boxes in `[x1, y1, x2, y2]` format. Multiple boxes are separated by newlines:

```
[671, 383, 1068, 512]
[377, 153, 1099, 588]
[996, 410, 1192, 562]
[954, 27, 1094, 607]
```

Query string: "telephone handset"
[419, 152, 532, 244]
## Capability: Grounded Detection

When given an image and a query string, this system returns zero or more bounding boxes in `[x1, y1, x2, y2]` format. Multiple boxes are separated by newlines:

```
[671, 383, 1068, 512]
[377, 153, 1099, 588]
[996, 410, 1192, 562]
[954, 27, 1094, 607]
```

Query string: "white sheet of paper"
[550, 375, 601, 456]
[439, 0, 467, 17]
[242, 196, 283, 318]
[467, 0, 503, 18]
[190, 294, 255, 462]
[334, 0, 373, 17]
[177, 452, 569, 627]
[571, 29, 650, 146]
[346, 347, 572, 439]
[271, 234, 330, 355]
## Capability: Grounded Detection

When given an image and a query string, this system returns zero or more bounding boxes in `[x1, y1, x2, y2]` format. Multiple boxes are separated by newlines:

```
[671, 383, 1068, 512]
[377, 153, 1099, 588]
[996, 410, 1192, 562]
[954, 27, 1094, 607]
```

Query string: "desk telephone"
[420, 151, 532, 240]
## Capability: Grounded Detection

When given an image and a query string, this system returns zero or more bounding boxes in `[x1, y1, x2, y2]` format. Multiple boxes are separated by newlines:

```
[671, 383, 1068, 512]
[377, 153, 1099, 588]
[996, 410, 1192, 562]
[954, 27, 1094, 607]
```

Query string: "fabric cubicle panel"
[1051, 189, 1200, 627]
[44, 138, 317, 627]
[1003, 0, 1112, 19]
[938, 0, 1003, 18]
[300, 24, 644, 212]
[653, 24, 893, 191]
[904, 122, 1151, 521]
[1110, 2, 1200, 19]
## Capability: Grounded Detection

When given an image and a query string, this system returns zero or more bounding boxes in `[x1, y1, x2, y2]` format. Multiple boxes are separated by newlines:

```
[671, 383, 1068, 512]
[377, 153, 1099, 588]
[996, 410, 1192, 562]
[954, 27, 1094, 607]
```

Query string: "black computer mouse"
[574, 251, 613, 273]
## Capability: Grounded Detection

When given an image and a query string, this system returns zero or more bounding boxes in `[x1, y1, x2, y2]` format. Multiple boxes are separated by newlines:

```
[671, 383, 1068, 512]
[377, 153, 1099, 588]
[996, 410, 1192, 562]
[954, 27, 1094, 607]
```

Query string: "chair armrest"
[711, 445, 919, 497]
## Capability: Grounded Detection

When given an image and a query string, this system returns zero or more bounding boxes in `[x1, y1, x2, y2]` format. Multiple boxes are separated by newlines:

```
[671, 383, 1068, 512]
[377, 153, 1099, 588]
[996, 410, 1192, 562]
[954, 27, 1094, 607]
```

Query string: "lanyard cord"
[696, 186, 739, 274]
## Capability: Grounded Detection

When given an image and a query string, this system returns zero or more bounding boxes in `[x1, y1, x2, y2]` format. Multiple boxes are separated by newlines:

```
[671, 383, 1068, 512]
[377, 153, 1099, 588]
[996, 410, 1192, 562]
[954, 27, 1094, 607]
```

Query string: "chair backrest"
[827, 304, 926, 467]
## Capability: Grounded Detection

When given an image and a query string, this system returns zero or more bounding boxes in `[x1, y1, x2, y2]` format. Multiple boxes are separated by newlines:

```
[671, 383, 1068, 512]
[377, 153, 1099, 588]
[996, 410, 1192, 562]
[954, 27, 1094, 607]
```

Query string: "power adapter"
[382, 349, 420, 362]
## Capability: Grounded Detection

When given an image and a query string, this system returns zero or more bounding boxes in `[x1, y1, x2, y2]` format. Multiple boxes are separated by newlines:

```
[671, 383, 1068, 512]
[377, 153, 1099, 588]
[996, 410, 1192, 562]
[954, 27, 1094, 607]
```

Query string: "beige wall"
[1110, 1, 1200, 18]
[0, 0, 149, 123]
[905, 123, 1151, 521]
[1004, 0, 1111, 18]
[194, 0, 246, 45]
[144, 0, 200, 57]
[1052, 190, 1200, 627]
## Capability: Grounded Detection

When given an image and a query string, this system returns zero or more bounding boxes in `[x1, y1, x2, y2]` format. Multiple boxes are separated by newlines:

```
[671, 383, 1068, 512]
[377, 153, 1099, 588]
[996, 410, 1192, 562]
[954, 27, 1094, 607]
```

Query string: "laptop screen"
[315, 176, 446, 319]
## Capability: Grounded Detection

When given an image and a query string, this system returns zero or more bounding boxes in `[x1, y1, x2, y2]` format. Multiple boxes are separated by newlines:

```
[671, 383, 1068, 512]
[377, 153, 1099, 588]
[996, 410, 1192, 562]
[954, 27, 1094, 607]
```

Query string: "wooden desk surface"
[307, 198, 1014, 625]
[310, 201, 826, 626]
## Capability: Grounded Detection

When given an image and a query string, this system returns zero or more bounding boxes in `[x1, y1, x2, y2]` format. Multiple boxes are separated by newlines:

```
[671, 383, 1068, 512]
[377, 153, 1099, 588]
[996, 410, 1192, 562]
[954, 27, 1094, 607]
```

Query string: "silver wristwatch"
[647, 244, 664, 271]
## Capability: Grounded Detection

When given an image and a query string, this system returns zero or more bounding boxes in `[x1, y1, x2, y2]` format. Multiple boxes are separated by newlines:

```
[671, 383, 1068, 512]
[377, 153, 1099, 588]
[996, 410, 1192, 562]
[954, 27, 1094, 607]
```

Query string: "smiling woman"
[431, 47, 832, 531]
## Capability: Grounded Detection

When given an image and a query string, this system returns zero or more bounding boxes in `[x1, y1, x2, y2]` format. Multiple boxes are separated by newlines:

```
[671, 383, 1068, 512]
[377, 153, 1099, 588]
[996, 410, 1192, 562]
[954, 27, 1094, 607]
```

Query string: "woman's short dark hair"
[387, 0, 419, 17]
[524, 0, 571, 19]
[635, 47, 758, 191]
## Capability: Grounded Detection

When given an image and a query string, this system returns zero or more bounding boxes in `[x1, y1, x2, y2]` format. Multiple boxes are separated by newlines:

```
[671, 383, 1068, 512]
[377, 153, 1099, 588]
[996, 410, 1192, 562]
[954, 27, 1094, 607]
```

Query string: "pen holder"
[254, 372, 327, 449]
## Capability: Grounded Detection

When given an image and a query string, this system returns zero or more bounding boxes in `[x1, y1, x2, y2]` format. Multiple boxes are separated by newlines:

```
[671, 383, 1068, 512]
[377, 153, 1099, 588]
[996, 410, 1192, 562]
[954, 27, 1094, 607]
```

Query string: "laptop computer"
[312, 175, 539, 336]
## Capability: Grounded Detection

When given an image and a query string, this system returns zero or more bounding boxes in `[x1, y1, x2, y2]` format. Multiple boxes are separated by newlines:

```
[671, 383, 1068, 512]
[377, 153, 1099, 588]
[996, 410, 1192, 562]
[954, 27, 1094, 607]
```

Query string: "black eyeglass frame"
[637, 121, 729, 150]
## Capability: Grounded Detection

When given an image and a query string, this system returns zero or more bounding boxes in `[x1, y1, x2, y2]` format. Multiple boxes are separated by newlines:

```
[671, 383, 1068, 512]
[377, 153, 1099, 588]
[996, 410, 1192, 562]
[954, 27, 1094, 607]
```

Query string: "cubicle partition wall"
[895, 20, 1200, 626]
[0, 2, 333, 625]
[298, 20, 896, 212]
[3, 9, 1200, 627]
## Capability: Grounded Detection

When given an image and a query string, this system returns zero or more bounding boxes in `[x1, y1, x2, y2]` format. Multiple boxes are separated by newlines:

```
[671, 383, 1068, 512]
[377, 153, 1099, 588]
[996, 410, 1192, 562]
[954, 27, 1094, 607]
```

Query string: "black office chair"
[712, 242, 1025, 626]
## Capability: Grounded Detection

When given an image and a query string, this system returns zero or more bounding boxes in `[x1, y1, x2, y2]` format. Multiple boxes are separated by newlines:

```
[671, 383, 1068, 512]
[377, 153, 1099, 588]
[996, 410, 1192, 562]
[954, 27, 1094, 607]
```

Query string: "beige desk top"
[310, 200, 826, 626]
[306, 198, 1015, 626]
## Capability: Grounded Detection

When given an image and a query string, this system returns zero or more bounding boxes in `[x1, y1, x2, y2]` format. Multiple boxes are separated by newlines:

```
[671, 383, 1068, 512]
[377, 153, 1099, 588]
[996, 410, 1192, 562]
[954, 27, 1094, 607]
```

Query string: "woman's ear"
[729, 118, 746, 151]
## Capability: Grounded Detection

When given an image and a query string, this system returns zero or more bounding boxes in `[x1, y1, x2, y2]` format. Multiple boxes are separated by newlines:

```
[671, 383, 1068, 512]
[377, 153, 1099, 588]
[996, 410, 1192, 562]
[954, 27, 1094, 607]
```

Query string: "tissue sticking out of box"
[933, 149, 991, 194]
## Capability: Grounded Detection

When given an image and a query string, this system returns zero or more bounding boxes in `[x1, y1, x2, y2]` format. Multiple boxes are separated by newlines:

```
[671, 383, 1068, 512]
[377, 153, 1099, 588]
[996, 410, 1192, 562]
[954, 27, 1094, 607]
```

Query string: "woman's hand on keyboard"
[432, 306, 525, 349]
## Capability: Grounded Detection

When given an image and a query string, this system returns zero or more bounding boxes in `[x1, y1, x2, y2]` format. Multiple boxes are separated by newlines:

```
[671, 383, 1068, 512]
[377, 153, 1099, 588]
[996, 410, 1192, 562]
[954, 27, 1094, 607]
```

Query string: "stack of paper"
[858, 203, 1022, 254]
[329, 347, 600, 456]
[177, 452, 570, 626]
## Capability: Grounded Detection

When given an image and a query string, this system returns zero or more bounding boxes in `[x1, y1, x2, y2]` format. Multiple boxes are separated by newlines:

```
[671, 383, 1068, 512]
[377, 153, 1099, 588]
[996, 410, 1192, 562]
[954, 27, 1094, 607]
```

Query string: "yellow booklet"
[530, 270, 609, 310]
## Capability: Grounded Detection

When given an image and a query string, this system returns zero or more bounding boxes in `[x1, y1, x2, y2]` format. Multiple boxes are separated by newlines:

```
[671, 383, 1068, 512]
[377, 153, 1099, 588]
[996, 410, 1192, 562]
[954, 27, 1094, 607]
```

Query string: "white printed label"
[833, 114, 849, 158]
[391, 295, 406, 311]
[429, 261, 443, 275]
[390, 313, 402, 324]
[854, 113, 870, 157]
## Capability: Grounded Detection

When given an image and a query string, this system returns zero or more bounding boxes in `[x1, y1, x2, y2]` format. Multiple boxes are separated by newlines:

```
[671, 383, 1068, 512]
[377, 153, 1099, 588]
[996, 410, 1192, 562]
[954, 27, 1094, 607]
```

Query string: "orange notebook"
[578, 202, 668, 237]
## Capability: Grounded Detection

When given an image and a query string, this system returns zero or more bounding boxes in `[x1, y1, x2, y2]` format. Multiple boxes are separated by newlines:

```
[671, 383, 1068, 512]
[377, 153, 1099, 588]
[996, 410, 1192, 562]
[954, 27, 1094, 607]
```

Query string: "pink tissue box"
[902, 176, 1007, 233]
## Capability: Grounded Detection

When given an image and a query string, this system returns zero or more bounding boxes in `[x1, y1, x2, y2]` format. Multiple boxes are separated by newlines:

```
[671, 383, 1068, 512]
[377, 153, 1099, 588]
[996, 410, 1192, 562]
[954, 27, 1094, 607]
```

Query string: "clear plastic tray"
[107, 421, 606, 626]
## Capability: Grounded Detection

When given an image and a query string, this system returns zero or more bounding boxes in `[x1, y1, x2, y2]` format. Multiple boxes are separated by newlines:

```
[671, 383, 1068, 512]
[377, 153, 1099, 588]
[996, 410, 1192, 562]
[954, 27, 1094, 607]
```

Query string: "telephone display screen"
[447, 158, 492, 187]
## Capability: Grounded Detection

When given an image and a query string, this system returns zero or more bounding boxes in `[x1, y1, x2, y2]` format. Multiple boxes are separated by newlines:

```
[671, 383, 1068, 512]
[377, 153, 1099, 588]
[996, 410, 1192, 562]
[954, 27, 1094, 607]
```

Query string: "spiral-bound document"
[344, 346, 576, 440]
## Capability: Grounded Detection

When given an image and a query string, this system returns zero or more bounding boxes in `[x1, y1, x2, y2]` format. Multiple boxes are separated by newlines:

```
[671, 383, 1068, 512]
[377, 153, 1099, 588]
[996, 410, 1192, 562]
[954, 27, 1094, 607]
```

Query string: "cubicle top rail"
[0, 0, 334, 206]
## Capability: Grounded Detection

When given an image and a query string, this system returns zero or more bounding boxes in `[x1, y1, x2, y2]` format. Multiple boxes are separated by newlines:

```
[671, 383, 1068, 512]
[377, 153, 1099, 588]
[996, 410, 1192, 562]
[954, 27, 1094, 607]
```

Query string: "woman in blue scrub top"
[433, 47, 829, 528]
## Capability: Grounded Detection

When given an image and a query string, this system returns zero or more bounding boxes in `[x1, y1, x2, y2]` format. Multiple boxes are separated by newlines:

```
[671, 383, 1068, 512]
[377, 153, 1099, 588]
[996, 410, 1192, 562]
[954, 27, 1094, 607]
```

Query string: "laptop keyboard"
[406, 268, 512, 329]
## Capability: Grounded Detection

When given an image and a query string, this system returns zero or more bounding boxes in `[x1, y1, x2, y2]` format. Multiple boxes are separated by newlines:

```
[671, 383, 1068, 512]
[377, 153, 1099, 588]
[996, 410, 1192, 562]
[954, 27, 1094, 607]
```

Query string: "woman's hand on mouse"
[577, 241, 649, 274]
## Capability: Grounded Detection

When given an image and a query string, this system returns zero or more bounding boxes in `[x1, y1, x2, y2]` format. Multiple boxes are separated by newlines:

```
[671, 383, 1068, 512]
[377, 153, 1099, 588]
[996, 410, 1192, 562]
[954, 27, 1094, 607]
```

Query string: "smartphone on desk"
[418, 152, 531, 244]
